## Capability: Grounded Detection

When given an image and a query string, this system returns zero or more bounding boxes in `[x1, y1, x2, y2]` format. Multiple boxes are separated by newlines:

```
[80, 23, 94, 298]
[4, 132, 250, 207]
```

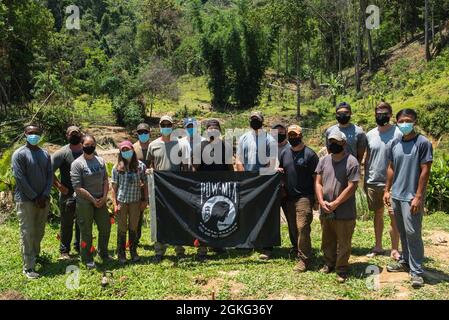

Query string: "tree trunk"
[355, 1, 362, 93]
[425, 0, 431, 61]
[296, 48, 300, 120]
[285, 27, 289, 76]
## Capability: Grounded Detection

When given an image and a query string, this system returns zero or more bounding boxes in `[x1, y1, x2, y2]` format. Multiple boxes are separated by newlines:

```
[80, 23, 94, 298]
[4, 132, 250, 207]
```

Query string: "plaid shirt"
[111, 161, 147, 203]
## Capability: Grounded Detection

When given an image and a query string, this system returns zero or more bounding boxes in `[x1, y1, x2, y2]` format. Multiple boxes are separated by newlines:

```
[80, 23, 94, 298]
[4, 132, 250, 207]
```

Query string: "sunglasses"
[137, 130, 149, 135]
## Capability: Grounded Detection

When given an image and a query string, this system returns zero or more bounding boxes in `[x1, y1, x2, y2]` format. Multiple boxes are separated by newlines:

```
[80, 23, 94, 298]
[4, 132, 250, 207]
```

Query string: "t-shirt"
[315, 153, 360, 220]
[51, 144, 83, 196]
[236, 130, 277, 172]
[275, 141, 290, 169]
[133, 141, 150, 168]
[70, 155, 107, 201]
[178, 135, 206, 170]
[388, 134, 433, 202]
[11, 145, 53, 202]
[148, 138, 183, 171]
[365, 126, 402, 186]
[325, 124, 367, 160]
[197, 140, 234, 171]
[279, 146, 319, 200]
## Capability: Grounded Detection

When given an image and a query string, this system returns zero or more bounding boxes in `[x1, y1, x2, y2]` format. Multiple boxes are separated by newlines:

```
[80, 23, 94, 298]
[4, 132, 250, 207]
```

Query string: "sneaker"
[23, 269, 39, 279]
[387, 261, 410, 273]
[336, 272, 348, 283]
[320, 265, 335, 274]
[59, 253, 71, 261]
[259, 250, 272, 260]
[100, 255, 114, 263]
[86, 261, 96, 269]
[293, 259, 307, 273]
[411, 275, 424, 288]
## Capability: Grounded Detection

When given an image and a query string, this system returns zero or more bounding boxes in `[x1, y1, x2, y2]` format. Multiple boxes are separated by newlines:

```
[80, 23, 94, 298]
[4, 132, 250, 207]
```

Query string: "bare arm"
[383, 161, 394, 206]
[328, 181, 358, 211]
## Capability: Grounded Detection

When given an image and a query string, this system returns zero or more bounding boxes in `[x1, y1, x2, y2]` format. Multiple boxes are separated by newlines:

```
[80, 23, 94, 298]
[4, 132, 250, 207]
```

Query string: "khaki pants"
[117, 202, 140, 235]
[285, 197, 314, 261]
[16, 201, 49, 270]
[76, 201, 111, 264]
[321, 218, 356, 273]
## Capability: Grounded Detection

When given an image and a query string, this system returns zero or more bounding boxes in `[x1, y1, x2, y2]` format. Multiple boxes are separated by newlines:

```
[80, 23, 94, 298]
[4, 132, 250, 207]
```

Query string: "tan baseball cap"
[159, 115, 173, 124]
[287, 125, 302, 135]
[66, 126, 81, 135]
[328, 130, 347, 142]
[250, 111, 264, 122]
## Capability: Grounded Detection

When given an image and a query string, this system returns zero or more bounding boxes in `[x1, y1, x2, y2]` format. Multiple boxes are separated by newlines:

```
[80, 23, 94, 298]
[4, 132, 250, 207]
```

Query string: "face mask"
[186, 128, 196, 137]
[121, 150, 134, 160]
[336, 114, 351, 125]
[83, 146, 96, 155]
[138, 133, 150, 143]
[278, 134, 287, 143]
[26, 134, 41, 146]
[375, 114, 390, 126]
[160, 128, 173, 136]
[398, 123, 414, 135]
[250, 119, 263, 130]
[288, 137, 302, 147]
[69, 135, 81, 145]
[328, 142, 344, 154]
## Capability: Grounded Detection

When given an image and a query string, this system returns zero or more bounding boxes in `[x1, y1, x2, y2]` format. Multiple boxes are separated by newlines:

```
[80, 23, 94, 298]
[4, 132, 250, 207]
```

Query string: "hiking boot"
[387, 261, 410, 273]
[293, 259, 307, 273]
[131, 253, 141, 263]
[336, 272, 348, 283]
[86, 261, 96, 270]
[320, 265, 335, 274]
[23, 269, 39, 279]
[411, 275, 424, 289]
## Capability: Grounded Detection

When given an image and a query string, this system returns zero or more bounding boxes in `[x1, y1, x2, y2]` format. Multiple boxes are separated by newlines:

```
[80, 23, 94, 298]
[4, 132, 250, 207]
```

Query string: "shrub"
[36, 103, 77, 142]
[419, 101, 449, 138]
[426, 153, 449, 214]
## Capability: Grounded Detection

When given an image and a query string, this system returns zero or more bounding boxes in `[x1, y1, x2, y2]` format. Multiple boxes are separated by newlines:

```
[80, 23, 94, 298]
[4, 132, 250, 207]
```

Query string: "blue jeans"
[391, 199, 424, 276]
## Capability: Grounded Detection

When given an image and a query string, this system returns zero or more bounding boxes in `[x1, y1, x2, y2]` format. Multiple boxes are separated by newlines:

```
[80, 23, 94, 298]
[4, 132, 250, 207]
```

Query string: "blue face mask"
[138, 133, 150, 143]
[186, 128, 196, 137]
[121, 150, 134, 160]
[26, 134, 41, 146]
[398, 123, 414, 135]
[160, 128, 173, 136]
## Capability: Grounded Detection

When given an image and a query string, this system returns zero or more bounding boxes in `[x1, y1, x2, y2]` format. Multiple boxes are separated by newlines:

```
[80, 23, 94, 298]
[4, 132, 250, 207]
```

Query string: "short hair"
[81, 134, 96, 144]
[396, 109, 417, 121]
[376, 102, 392, 113]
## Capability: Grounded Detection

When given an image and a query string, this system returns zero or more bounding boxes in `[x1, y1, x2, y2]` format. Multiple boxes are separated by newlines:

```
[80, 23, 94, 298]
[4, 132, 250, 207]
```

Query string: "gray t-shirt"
[388, 134, 433, 202]
[70, 155, 107, 201]
[148, 138, 183, 171]
[315, 153, 360, 220]
[51, 144, 83, 195]
[365, 126, 402, 186]
[325, 124, 367, 160]
[236, 130, 277, 172]
[11, 145, 53, 202]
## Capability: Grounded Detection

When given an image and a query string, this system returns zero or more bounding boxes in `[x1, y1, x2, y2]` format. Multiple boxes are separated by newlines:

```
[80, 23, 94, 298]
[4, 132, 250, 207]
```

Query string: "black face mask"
[288, 137, 302, 147]
[336, 114, 351, 125]
[250, 119, 263, 130]
[278, 134, 287, 143]
[328, 142, 344, 154]
[83, 146, 96, 155]
[69, 135, 82, 145]
[375, 114, 390, 126]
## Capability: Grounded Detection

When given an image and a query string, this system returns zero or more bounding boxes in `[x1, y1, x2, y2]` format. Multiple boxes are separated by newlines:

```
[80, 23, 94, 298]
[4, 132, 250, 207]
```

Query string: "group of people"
[11, 101, 433, 289]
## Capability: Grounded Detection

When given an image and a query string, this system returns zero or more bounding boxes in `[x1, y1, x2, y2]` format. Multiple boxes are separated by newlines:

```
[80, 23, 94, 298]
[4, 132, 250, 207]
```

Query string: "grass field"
[1, 212, 448, 300]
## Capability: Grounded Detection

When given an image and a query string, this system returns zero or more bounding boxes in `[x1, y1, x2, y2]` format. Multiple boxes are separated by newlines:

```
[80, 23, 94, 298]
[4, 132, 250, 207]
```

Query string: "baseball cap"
[137, 123, 151, 132]
[336, 102, 352, 112]
[66, 126, 81, 135]
[119, 140, 134, 150]
[287, 125, 302, 135]
[183, 117, 196, 128]
[159, 115, 173, 124]
[250, 111, 264, 122]
[328, 130, 347, 142]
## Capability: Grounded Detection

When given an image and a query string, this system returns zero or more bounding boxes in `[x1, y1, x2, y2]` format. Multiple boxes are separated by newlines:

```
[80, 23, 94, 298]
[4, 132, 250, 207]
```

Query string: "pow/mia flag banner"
[151, 171, 281, 248]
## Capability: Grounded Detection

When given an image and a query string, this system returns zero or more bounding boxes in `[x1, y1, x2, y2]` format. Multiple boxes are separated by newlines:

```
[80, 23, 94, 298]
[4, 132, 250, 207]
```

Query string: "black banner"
[151, 171, 281, 248]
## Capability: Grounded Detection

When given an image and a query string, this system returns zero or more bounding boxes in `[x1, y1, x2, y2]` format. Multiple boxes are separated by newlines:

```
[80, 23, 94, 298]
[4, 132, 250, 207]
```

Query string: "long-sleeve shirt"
[11, 145, 53, 202]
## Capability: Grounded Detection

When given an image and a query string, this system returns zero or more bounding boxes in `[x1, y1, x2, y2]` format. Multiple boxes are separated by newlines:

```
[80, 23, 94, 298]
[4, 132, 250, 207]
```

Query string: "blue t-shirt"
[236, 130, 277, 172]
[388, 134, 433, 201]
